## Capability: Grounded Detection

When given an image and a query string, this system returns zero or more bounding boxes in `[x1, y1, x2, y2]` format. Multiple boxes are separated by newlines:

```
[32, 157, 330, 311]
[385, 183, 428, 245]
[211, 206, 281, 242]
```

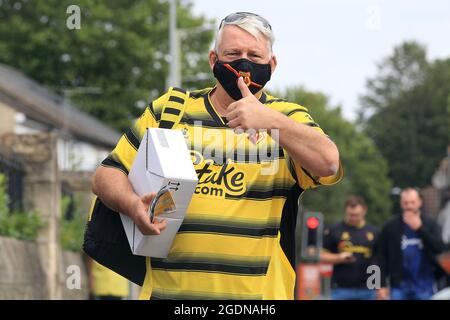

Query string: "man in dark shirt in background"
[321, 196, 379, 300]
[377, 188, 444, 300]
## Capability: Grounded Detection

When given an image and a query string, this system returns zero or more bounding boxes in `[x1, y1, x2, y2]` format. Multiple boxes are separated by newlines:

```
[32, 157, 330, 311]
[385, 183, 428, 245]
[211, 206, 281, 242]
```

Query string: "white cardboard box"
[120, 128, 198, 258]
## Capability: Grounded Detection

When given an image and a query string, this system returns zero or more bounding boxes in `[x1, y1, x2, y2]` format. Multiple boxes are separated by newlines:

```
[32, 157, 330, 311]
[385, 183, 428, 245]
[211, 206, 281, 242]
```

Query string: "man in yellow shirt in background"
[87, 258, 130, 300]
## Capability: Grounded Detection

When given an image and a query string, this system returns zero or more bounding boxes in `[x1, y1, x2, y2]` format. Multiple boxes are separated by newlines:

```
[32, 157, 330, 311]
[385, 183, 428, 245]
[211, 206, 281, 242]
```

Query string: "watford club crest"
[367, 232, 374, 241]
[341, 232, 350, 241]
[247, 131, 266, 145]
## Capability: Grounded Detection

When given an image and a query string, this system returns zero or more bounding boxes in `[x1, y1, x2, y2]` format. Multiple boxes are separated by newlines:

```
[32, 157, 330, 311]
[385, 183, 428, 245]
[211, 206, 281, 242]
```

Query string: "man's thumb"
[141, 192, 156, 205]
[237, 77, 252, 98]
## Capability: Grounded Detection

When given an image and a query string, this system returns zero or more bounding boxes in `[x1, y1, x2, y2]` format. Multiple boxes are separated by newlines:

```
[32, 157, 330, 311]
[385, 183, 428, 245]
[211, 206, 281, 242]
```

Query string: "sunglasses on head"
[219, 12, 272, 30]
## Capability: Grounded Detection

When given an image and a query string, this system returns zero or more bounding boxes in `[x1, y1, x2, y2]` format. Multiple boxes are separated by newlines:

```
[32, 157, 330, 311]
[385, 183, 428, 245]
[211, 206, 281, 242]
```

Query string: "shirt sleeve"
[100, 93, 168, 174]
[284, 104, 343, 190]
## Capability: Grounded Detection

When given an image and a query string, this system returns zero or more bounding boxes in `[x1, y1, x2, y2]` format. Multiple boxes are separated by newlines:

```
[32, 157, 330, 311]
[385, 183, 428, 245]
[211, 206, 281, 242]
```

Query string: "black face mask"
[213, 58, 272, 100]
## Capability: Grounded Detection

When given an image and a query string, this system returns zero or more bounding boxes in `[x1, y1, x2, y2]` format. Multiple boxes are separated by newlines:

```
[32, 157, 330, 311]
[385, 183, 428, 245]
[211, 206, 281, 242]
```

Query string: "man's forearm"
[270, 113, 339, 177]
[320, 251, 342, 264]
[91, 165, 140, 217]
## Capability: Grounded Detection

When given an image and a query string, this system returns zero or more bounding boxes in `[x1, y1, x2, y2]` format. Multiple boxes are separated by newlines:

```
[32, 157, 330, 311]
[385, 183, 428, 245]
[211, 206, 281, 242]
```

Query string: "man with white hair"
[91, 12, 342, 299]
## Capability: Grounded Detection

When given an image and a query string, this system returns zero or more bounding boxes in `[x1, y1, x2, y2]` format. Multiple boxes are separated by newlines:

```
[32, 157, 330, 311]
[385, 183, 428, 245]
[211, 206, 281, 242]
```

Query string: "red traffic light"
[306, 216, 319, 229]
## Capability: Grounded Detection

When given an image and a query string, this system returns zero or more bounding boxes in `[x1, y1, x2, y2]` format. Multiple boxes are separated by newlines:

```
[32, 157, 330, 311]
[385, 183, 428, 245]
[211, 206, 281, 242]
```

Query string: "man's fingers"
[141, 192, 156, 205]
[138, 221, 161, 235]
[138, 217, 167, 236]
[227, 118, 241, 129]
[134, 208, 168, 235]
[225, 108, 240, 122]
[237, 77, 252, 98]
[153, 218, 168, 232]
[227, 101, 239, 112]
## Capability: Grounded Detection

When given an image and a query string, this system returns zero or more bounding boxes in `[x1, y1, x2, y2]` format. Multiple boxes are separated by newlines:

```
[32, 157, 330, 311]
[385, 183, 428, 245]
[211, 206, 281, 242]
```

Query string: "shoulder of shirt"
[189, 87, 213, 100]
[328, 221, 345, 233]
[381, 214, 402, 231]
[263, 92, 310, 116]
[149, 87, 212, 115]
[421, 214, 437, 225]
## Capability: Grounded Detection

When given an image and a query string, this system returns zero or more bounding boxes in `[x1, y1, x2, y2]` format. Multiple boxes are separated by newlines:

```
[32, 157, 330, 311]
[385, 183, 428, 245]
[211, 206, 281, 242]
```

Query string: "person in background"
[433, 145, 450, 290]
[87, 257, 130, 300]
[377, 188, 445, 300]
[321, 195, 379, 300]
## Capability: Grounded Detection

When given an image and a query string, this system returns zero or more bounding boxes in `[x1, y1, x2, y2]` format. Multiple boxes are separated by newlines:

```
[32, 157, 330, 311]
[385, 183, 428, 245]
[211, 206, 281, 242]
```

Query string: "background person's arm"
[91, 165, 166, 235]
[376, 225, 390, 300]
[417, 219, 445, 255]
[320, 251, 356, 264]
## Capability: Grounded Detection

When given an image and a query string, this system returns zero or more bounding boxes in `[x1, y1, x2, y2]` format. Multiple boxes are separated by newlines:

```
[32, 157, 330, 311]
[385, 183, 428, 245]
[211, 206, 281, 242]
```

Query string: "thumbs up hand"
[236, 75, 253, 99]
[225, 77, 279, 141]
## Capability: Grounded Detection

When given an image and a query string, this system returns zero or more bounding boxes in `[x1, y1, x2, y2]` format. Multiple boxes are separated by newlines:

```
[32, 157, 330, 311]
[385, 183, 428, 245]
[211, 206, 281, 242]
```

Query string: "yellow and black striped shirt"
[101, 87, 343, 300]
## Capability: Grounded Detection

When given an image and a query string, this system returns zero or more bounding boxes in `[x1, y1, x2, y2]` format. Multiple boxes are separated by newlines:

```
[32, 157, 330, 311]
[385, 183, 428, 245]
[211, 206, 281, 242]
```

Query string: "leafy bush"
[0, 174, 45, 241]
[59, 194, 86, 252]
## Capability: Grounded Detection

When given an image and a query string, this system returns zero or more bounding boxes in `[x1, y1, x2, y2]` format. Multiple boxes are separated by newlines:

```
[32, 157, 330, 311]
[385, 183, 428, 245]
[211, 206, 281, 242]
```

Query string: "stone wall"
[59, 250, 89, 300]
[0, 236, 47, 299]
[61, 170, 95, 218]
[0, 236, 89, 299]
[0, 133, 90, 299]
[0, 101, 15, 136]
[0, 132, 132, 299]
[0, 132, 61, 298]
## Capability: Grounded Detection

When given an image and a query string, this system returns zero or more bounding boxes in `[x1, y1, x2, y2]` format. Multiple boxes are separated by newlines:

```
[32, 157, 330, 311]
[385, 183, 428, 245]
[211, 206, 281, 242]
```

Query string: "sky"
[190, 0, 450, 120]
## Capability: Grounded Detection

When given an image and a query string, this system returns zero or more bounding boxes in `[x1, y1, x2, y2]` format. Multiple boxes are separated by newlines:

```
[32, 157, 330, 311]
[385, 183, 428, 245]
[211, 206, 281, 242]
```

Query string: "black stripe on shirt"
[305, 122, 319, 128]
[164, 107, 181, 116]
[302, 167, 321, 185]
[150, 289, 262, 300]
[196, 147, 285, 165]
[168, 95, 185, 105]
[172, 87, 186, 94]
[151, 259, 269, 276]
[178, 223, 279, 238]
[286, 108, 308, 117]
[265, 98, 288, 104]
[101, 156, 129, 175]
[224, 187, 291, 201]
[124, 130, 140, 150]
[158, 120, 175, 129]
[147, 103, 157, 120]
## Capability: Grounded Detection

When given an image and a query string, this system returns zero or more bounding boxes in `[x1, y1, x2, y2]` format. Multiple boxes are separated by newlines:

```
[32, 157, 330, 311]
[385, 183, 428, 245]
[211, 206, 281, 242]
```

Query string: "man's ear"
[270, 55, 278, 74]
[209, 50, 218, 69]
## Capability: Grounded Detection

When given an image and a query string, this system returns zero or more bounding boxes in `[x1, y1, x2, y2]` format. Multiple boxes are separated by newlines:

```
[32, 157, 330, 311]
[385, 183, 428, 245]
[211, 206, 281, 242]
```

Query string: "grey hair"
[214, 15, 275, 55]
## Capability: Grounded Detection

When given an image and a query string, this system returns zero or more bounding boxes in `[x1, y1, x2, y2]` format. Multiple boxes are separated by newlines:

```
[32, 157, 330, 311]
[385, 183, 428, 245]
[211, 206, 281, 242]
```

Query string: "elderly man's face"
[209, 25, 276, 70]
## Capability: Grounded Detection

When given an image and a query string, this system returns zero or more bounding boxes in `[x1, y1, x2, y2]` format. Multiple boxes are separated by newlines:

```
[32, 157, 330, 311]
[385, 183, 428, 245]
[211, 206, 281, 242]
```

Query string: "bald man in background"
[377, 188, 444, 300]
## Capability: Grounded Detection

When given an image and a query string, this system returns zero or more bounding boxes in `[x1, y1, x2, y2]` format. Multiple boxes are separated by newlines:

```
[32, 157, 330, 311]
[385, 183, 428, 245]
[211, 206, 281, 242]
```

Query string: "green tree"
[279, 87, 393, 226]
[0, 0, 214, 132]
[359, 41, 450, 188]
